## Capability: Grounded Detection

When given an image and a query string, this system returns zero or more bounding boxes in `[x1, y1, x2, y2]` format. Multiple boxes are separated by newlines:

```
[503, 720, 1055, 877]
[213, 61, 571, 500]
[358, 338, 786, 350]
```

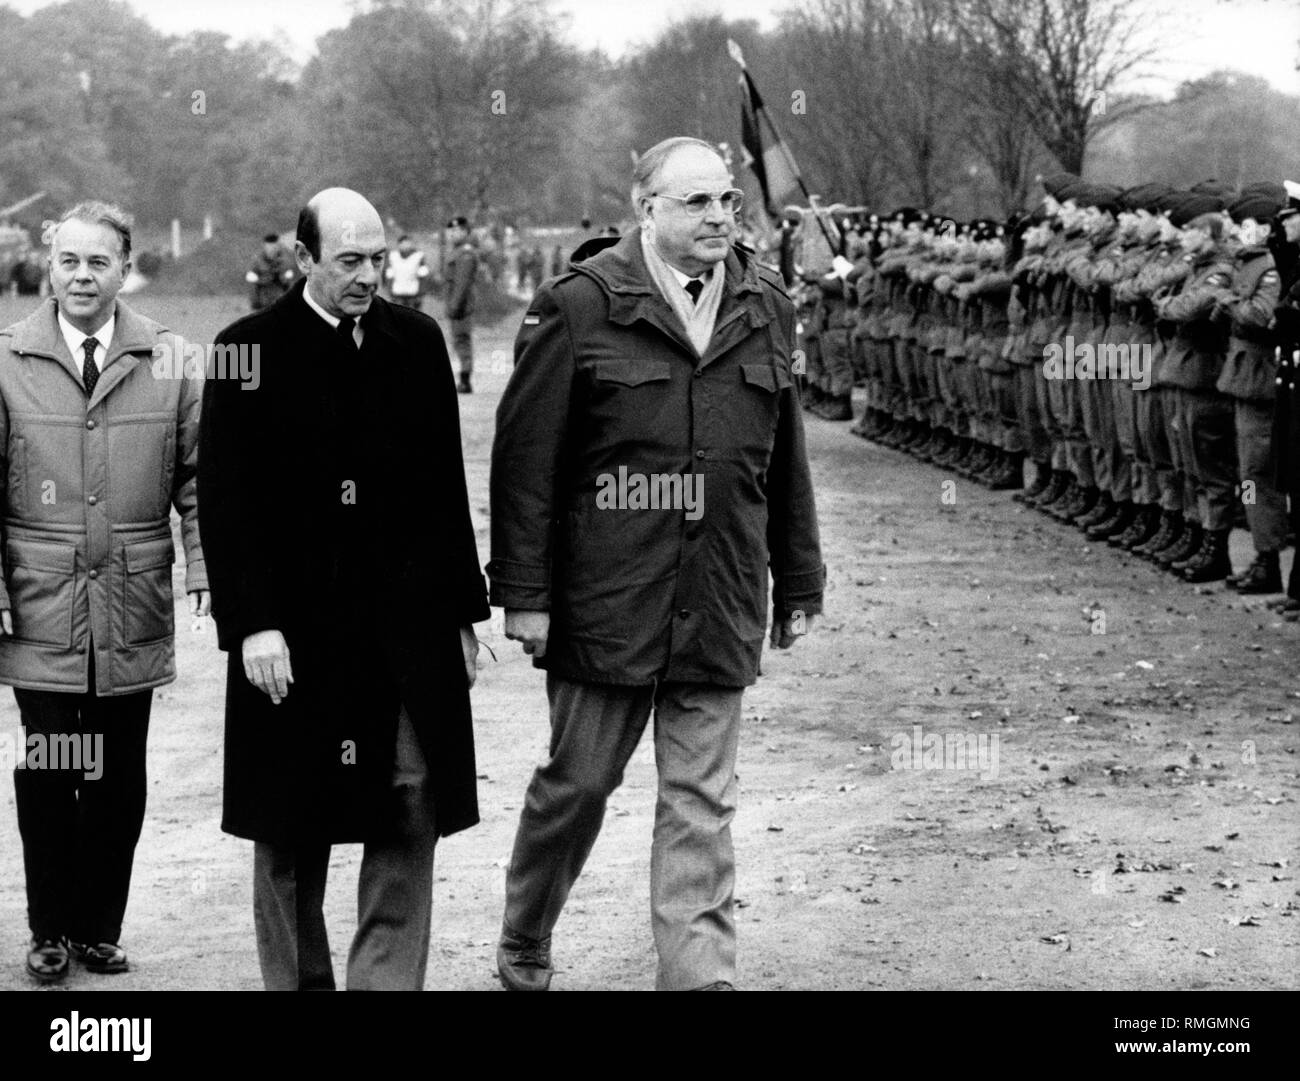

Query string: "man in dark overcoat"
[198, 187, 489, 991]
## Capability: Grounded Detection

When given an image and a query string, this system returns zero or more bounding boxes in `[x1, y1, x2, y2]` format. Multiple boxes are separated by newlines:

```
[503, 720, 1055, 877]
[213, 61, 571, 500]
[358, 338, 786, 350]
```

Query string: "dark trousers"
[504, 675, 743, 990]
[12, 672, 152, 944]
[252, 708, 438, 990]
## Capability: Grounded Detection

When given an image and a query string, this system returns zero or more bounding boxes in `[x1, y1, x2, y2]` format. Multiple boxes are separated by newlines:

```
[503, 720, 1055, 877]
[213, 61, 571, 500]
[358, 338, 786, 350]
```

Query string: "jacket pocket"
[4, 538, 76, 647]
[122, 537, 176, 645]
[591, 359, 672, 386]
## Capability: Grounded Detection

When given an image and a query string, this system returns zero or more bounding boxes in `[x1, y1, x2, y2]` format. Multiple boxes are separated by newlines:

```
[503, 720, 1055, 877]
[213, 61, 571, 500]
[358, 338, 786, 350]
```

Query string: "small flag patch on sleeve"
[523, 311, 540, 326]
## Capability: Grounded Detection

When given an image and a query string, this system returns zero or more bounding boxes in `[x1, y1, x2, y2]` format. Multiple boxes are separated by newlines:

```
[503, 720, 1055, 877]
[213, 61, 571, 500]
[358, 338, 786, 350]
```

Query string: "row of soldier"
[779, 178, 1300, 613]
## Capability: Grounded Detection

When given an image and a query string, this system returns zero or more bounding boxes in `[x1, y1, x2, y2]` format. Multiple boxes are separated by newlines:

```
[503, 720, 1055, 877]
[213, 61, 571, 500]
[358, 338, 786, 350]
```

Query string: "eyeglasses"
[651, 189, 744, 216]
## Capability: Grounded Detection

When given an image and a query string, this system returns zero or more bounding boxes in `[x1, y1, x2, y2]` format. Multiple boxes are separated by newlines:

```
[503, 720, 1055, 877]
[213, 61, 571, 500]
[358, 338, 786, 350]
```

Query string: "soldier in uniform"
[1153, 207, 1237, 582]
[1213, 190, 1286, 593]
[246, 233, 296, 311]
[1270, 192, 1300, 618]
[445, 216, 478, 394]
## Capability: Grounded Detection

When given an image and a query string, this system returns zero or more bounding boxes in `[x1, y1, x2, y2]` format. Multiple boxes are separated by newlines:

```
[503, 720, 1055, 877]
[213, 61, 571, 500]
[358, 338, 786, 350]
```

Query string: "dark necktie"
[336, 316, 359, 355]
[81, 337, 100, 397]
[685, 279, 703, 305]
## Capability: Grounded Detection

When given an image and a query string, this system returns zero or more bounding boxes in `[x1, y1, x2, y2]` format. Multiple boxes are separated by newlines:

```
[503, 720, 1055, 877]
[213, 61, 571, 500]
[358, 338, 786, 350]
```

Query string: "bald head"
[295, 187, 387, 319]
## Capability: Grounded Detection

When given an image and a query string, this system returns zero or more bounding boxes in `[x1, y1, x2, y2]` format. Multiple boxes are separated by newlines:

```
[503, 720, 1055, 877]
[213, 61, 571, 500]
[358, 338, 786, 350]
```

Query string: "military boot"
[1028, 470, 1070, 510]
[1087, 499, 1135, 541]
[1183, 528, 1232, 583]
[1061, 485, 1100, 524]
[1075, 491, 1115, 530]
[1230, 551, 1283, 595]
[1112, 503, 1161, 549]
[1014, 461, 1052, 504]
[818, 393, 853, 420]
[1134, 511, 1182, 559]
[1165, 521, 1205, 570]
[1040, 476, 1079, 517]
[988, 451, 1025, 491]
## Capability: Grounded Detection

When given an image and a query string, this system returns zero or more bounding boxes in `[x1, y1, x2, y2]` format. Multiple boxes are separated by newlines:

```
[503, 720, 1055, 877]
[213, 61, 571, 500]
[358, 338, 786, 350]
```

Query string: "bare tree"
[952, 0, 1158, 174]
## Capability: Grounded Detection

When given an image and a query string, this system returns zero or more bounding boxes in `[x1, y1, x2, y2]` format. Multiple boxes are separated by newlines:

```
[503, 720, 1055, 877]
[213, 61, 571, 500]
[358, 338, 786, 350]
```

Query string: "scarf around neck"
[640, 230, 725, 357]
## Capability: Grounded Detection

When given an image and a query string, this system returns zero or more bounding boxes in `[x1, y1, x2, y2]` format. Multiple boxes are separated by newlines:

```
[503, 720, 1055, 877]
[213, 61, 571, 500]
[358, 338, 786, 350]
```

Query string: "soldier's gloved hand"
[242, 629, 294, 705]
[505, 609, 550, 659]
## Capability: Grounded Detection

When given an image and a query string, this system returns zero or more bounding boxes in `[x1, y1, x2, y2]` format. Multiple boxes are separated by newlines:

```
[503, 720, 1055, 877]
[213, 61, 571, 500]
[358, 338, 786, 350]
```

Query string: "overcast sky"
[9, 0, 1299, 96]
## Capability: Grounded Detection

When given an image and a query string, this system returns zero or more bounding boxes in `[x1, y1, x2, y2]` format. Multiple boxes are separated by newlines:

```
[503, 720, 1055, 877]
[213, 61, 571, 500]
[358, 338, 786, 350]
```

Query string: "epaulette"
[755, 261, 791, 299]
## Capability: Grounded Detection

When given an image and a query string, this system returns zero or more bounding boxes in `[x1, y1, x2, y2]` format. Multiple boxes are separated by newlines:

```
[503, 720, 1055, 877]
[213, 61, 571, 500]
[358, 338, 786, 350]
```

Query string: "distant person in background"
[550, 245, 565, 277]
[246, 233, 295, 310]
[529, 247, 546, 292]
[445, 216, 477, 394]
[385, 233, 429, 311]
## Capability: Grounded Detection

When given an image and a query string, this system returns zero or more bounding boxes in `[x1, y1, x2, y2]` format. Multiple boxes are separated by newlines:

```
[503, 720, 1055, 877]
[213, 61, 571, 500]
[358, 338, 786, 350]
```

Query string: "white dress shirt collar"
[57, 310, 114, 373]
[667, 265, 703, 290]
[303, 284, 364, 348]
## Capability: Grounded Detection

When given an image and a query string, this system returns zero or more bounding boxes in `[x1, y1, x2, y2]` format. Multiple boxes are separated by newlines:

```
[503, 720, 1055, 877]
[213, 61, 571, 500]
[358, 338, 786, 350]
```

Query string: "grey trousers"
[252, 709, 438, 991]
[503, 674, 743, 990]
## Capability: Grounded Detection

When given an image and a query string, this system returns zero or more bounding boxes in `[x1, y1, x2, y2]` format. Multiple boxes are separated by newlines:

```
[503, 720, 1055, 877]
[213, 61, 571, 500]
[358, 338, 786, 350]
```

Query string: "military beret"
[1239, 181, 1285, 200]
[1040, 172, 1080, 199]
[1190, 179, 1236, 199]
[1168, 193, 1225, 227]
[1227, 191, 1284, 224]
[1119, 183, 1174, 213]
[1073, 184, 1122, 214]
[446, 215, 470, 229]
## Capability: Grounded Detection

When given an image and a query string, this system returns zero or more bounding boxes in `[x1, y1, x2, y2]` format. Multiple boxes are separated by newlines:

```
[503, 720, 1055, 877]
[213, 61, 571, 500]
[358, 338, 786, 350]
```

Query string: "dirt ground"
[1, 293, 1296, 991]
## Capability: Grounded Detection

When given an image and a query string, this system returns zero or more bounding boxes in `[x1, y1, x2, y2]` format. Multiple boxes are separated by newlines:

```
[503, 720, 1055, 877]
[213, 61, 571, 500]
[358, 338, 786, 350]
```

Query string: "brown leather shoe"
[497, 923, 552, 992]
[27, 937, 70, 982]
[69, 940, 130, 974]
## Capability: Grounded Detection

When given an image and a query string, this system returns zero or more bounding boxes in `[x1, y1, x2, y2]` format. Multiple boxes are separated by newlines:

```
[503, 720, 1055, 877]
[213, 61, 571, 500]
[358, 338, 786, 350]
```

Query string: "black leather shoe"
[692, 980, 736, 990]
[497, 924, 552, 992]
[69, 940, 129, 974]
[27, 937, 70, 982]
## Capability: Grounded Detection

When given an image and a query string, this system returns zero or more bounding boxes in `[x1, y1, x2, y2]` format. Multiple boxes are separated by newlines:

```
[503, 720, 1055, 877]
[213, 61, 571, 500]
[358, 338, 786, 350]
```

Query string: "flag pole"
[727, 39, 839, 254]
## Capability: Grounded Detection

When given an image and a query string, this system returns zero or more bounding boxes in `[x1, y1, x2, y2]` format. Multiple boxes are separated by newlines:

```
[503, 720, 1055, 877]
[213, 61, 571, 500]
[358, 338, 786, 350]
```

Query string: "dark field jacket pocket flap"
[740, 364, 785, 392]
[593, 360, 672, 386]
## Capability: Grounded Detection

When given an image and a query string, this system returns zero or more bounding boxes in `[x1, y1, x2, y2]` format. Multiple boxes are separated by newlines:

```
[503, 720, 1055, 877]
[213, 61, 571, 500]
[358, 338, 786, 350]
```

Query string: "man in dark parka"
[490, 139, 825, 991]
[198, 187, 489, 991]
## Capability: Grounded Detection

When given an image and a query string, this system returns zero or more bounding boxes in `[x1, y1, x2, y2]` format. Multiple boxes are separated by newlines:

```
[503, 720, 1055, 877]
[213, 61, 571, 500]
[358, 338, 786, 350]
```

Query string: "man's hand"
[504, 610, 550, 658]
[242, 629, 293, 704]
[0, 608, 11, 637]
[188, 590, 211, 617]
[770, 611, 815, 650]
[460, 626, 479, 688]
